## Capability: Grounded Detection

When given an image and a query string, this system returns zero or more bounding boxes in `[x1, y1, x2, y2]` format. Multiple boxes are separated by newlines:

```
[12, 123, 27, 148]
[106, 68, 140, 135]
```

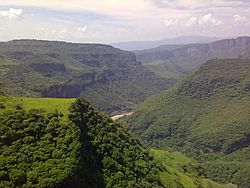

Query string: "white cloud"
[164, 18, 179, 27]
[59, 28, 71, 34]
[77, 26, 87, 33]
[37, 27, 45, 32]
[0, 1, 249, 42]
[0, 8, 23, 20]
[59, 28, 71, 36]
[233, 14, 248, 23]
[59, 28, 70, 34]
[186, 14, 222, 27]
[0, 0, 153, 19]
[187, 16, 199, 26]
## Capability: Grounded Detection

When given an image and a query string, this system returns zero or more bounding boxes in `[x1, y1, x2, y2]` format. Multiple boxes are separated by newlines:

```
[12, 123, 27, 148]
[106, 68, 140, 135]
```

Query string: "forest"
[0, 36, 250, 188]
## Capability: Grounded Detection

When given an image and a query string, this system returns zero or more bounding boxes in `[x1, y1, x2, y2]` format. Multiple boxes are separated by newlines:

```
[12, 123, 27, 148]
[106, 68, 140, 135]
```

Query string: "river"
[111, 112, 133, 121]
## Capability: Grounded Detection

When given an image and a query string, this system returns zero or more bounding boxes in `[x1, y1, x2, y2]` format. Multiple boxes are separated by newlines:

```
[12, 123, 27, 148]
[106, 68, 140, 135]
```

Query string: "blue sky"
[0, 0, 250, 43]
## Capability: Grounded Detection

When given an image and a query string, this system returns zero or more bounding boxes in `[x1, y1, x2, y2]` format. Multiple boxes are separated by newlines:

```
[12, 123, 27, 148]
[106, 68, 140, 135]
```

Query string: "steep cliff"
[0, 40, 172, 114]
[136, 36, 250, 71]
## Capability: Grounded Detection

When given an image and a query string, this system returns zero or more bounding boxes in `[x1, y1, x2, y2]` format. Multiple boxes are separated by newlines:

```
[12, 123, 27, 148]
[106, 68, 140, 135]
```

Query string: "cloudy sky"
[0, 0, 249, 43]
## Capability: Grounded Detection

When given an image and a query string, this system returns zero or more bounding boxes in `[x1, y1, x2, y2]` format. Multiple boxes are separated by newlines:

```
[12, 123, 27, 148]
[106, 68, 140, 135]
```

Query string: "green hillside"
[0, 40, 172, 114]
[1, 95, 236, 188]
[125, 58, 250, 187]
[144, 60, 186, 80]
[151, 149, 236, 188]
[0, 96, 73, 114]
[0, 96, 164, 187]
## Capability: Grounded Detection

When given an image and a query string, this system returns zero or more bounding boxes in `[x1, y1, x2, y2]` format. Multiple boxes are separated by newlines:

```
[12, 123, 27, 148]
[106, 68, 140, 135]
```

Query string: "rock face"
[136, 36, 250, 71]
[0, 39, 172, 113]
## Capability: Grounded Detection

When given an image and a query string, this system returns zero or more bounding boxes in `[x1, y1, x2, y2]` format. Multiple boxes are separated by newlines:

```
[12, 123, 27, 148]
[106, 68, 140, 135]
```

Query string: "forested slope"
[125, 58, 250, 187]
[0, 40, 172, 114]
[0, 96, 163, 187]
[0, 95, 235, 188]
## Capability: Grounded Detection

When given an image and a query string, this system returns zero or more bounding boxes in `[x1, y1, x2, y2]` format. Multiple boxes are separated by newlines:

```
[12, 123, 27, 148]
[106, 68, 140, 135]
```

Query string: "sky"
[0, 0, 249, 43]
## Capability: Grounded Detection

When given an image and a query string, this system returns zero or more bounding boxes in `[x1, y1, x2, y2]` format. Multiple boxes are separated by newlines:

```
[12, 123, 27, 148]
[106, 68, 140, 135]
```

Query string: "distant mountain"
[125, 58, 250, 187]
[111, 35, 220, 51]
[0, 39, 173, 114]
[135, 36, 250, 72]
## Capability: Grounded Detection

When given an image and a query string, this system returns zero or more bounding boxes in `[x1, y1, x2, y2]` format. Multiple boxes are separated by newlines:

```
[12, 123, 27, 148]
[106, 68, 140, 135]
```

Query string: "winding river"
[111, 112, 133, 121]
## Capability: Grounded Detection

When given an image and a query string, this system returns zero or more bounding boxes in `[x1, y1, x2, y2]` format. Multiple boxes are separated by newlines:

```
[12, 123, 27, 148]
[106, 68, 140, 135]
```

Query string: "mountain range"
[111, 35, 220, 51]
[0, 39, 172, 114]
[1, 36, 250, 187]
[124, 58, 250, 188]
[135, 36, 250, 80]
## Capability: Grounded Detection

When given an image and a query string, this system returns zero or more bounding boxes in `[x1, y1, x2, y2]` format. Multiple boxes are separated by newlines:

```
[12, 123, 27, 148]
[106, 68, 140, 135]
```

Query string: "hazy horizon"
[0, 34, 226, 44]
[0, 0, 250, 43]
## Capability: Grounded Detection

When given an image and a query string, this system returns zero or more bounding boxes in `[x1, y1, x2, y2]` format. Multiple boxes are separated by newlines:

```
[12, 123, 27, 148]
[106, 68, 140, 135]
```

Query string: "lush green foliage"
[0, 96, 74, 115]
[151, 149, 236, 188]
[125, 59, 250, 187]
[68, 98, 163, 188]
[145, 60, 186, 79]
[0, 96, 164, 187]
[0, 106, 80, 187]
[0, 40, 172, 114]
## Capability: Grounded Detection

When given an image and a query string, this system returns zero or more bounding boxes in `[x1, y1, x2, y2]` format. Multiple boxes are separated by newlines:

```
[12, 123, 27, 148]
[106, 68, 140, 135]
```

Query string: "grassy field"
[0, 96, 75, 121]
[151, 149, 237, 188]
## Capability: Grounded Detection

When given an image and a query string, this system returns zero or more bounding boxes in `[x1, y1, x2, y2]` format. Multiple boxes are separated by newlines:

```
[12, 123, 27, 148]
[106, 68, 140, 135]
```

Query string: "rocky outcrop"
[136, 36, 250, 70]
[225, 134, 250, 154]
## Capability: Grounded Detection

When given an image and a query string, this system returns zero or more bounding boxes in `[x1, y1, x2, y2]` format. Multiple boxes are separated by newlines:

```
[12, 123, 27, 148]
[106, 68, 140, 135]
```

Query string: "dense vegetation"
[1, 38, 249, 187]
[0, 40, 172, 114]
[151, 149, 236, 188]
[144, 60, 186, 80]
[0, 96, 164, 187]
[125, 58, 250, 187]
[68, 98, 163, 188]
[0, 106, 80, 187]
